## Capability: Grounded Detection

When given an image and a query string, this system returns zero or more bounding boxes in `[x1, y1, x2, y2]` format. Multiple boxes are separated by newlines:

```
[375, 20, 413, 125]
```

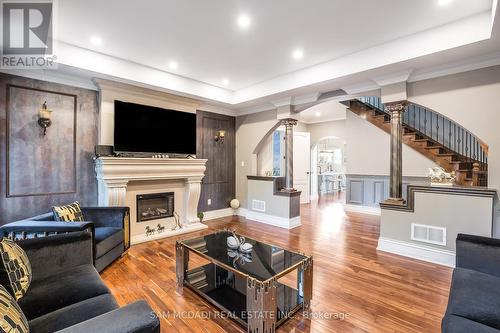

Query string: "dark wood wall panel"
[196, 110, 235, 212]
[0, 74, 98, 225]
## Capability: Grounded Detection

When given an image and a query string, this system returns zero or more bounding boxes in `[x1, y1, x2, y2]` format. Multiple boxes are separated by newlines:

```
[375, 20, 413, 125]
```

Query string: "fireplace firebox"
[136, 192, 174, 222]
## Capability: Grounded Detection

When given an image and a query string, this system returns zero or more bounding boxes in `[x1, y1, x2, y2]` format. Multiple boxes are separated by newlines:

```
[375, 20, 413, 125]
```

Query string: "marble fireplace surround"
[95, 157, 208, 244]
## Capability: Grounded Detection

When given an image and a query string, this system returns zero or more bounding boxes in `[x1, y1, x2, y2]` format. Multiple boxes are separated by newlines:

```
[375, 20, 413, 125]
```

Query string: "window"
[272, 130, 283, 176]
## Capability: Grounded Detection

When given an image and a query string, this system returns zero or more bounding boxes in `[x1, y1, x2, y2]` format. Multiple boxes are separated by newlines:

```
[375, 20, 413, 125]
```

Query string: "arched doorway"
[311, 136, 346, 202]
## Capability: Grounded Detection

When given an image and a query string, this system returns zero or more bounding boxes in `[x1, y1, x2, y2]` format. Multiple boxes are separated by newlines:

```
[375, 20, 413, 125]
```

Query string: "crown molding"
[408, 51, 500, 83]
[372, 69, 414, 86]
[271, 97, 293, 107]
[293, 92, 321, 105]
[341, 82, 380, 95]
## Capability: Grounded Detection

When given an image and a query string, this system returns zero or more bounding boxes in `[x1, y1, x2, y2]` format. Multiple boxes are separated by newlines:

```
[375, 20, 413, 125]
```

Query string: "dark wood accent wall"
[196, 110, 235, 212]
[0, 73, 98, 225]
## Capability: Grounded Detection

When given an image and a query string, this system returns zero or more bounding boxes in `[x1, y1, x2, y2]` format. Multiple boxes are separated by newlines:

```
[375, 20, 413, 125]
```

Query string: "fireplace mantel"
[95, 157, 208, 243]
[95, 157, 207, 183]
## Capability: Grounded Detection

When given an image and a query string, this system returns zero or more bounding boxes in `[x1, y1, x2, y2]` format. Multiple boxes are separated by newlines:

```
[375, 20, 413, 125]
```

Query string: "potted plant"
[197, 212, 204, 223]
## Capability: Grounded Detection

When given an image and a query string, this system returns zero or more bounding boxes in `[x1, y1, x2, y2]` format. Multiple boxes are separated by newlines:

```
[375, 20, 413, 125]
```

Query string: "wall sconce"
[214, 129, 226, 143]
[37, 101, 52, 136]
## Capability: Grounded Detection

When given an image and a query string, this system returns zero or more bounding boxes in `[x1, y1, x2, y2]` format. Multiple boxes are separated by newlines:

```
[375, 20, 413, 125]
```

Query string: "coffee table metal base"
[175, 241, 313, 333]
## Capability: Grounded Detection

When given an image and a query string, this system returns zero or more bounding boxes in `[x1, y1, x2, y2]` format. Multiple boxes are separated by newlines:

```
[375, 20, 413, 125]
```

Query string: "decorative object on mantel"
[197, 212, 204, 223]
[426, 166, 456, 185]
[145, 226, 156, 237]
[157, 224, 165, 233]
[214, 129, 226, 143]
[265, 170, 273, 176]
[226, 231, 253, 254]
[170, 211, 183, 231]
[230, 199, 240, 209]
[37, 101, 52, 136]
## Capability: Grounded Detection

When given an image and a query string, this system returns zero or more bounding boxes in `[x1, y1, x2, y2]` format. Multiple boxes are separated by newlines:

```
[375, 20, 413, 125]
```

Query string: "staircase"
[344, 97, 488, 187]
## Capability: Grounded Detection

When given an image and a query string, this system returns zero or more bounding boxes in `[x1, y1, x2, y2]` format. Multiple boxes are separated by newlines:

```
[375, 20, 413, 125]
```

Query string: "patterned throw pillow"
[0, 238, 32, 301]
[52, 201, 85, 222]
[0, 284, 29, 333]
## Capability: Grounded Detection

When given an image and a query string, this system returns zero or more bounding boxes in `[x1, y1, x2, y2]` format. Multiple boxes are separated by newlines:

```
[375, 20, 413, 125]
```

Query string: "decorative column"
[281, 118, 298, 191]
[385, 102, 406, 204]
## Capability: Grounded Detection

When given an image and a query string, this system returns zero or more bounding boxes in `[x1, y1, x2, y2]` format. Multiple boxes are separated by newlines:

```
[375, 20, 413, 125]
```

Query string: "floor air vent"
[251, 200, 266, 212]
[411, 223, 446, 246]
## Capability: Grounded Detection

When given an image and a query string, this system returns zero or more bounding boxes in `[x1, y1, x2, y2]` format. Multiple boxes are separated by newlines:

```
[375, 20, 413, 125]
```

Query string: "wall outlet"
[207, 199, 211, 205]
[241, 161, 245, 167]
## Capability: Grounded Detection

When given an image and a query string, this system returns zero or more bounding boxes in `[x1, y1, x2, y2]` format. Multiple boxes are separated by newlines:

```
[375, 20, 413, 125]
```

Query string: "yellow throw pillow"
[0, 238, 32, 301]
[0, 284, 29, 333]
[52, 201, 85, 222]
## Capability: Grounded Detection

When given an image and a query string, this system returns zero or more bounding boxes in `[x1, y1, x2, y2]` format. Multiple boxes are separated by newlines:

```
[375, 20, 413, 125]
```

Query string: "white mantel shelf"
[95, 157, 208, 183]
[95, 157, 209, 244]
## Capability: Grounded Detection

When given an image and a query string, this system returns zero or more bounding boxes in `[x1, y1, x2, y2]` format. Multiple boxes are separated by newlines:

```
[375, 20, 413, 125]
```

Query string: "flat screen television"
[114, 100, 196, 154]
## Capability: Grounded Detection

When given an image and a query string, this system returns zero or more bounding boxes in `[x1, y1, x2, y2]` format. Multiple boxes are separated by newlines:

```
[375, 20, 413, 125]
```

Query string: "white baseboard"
[377, 237, 455, 267]
[344, 204, 381, 216]
[131, 222, 208, 245]
[237, 208, 249, 217]
[202, 208, 235, 221]
[243, 210, 301, 229]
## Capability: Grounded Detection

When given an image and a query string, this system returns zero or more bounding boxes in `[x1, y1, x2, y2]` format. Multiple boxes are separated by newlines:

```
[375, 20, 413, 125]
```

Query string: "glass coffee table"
[176, 230, 313, 333]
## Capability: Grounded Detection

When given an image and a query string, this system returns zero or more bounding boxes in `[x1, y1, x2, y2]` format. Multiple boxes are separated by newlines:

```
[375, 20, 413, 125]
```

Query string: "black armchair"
[1, 206, 130, 272]
[442, 234, 500, 333]
[10, 231, 159, 333]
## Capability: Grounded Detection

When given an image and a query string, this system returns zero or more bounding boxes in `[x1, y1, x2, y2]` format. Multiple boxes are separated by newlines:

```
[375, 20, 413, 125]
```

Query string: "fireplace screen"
[136, 192, 174, 222]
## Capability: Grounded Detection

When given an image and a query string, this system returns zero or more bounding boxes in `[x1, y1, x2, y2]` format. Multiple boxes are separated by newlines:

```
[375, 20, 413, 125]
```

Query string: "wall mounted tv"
[114, 100, 196, 154]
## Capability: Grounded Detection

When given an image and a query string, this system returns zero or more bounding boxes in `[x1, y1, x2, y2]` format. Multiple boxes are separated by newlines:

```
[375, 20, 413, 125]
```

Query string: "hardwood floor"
[101, 193, 452, 333]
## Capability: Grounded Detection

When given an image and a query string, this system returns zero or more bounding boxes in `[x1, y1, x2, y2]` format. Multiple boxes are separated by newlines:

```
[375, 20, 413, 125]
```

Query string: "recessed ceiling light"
[90, 36, 102, 46]
[237, 14, 251, 29]
[222, 78, 230, 85]
[315, 112, 321, 117]
[169, 61, 178, 70]
[438, 0, 453, 6]
[292, 49, 304, 60]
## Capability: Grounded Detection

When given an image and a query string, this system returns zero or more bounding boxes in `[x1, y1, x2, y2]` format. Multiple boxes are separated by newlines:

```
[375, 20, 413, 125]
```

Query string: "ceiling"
[58, 0, 492, 91]
[298, 100, 347, 124]
[4, 0, 498, 114]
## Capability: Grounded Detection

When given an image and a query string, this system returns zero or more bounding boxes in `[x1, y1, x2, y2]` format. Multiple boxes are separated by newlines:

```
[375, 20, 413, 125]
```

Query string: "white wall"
[345, 111, 437, 177]
[236, 110, 281, 207]
[256, 133, 274, 176]
[308, 119, 347, 146]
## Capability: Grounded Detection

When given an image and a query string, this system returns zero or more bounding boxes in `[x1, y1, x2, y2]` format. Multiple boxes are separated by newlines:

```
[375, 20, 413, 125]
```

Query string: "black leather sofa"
[1, 207, 129, 272]
[11, 231, 159, 333]
[442, 234, 500, 332]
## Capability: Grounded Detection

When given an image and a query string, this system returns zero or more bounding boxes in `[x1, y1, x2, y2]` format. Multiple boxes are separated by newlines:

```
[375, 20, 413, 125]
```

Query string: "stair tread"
[424, 145, 443, 149]
[413, 139, 431, 142]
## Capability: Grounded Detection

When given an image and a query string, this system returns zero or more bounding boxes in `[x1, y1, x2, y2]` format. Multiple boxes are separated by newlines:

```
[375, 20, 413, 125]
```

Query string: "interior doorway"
[311, 137, 346, 202]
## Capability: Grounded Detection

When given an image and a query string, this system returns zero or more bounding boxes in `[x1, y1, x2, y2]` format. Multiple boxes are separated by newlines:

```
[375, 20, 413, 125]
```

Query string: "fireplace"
[136, 192, 174, 222]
